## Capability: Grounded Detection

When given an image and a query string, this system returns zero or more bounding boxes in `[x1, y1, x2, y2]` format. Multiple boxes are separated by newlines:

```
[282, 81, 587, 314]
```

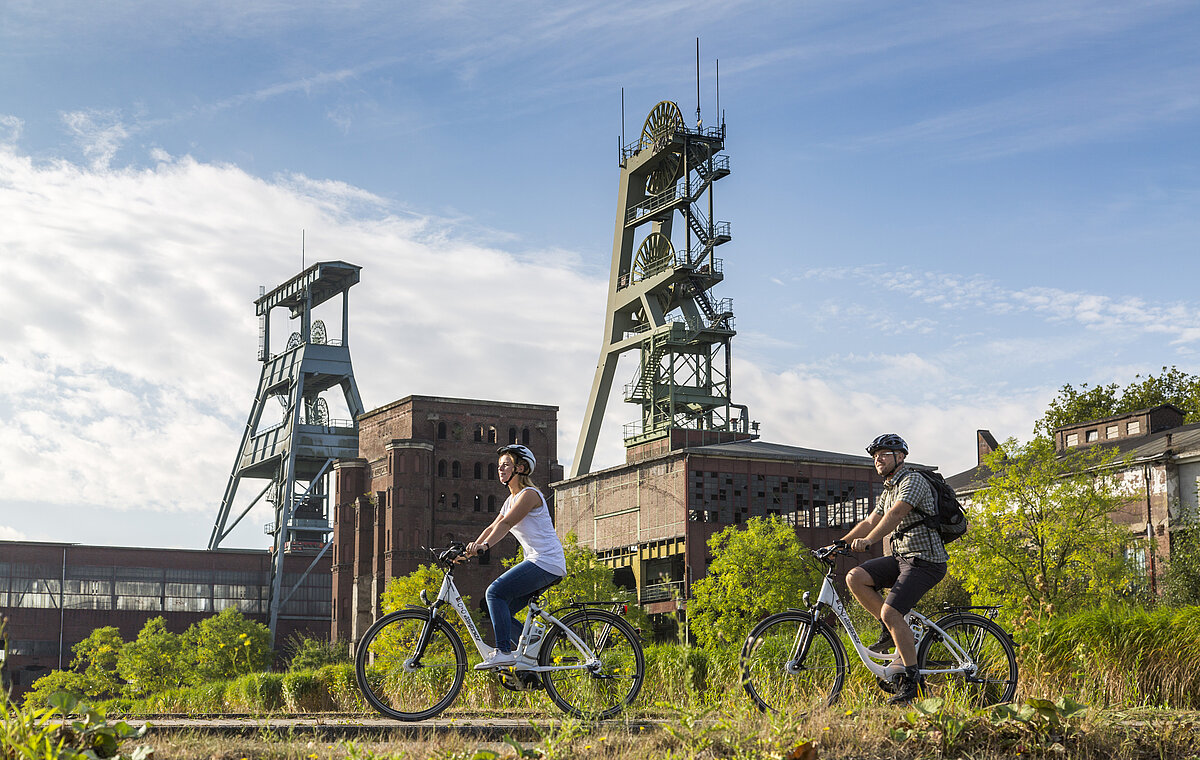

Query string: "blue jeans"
[485, 560, 562, 653]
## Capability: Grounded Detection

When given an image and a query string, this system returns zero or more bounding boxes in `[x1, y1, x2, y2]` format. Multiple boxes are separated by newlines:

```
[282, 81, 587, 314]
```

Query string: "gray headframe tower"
[210, 260, 365, 642]
[571, 101, 755, 478]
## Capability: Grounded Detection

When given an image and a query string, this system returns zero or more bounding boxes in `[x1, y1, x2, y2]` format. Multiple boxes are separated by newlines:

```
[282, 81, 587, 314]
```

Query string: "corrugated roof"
[685, 439, 878, 467]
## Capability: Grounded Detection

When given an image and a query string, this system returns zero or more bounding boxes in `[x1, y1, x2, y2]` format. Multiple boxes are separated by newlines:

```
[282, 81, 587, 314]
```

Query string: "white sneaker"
[474, 649, 516, 670]
[514, 653, 539, 671]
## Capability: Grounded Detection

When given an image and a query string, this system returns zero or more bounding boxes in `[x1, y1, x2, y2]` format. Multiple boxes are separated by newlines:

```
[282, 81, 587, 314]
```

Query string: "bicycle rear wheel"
[539, 609, 644, 719]
[918, 613, 1018, 706]
[741, 611, 847, 713]
[355, 609, 467, 721]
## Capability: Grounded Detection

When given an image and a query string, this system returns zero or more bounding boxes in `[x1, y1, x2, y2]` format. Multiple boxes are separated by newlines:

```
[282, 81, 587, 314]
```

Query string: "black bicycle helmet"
[496, 444, 536, 474]
[866, 433, 908, 455]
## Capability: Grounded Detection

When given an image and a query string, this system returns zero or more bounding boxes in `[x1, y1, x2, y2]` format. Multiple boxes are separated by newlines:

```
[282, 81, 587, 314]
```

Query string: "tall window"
[451, 461, 461, 478]
[437, 422, 447, 439]
[522, 427, 530, 445]
[474, 426, 484, 442]
[487, 426, 497, 444]
[437, 460, 447, 477]
[473, 495, 481, 512]
[509, 427, 518, 444]
[474, 462, 482, 479]
[488, 463, 497, 480]
[487, 495, 496, 512]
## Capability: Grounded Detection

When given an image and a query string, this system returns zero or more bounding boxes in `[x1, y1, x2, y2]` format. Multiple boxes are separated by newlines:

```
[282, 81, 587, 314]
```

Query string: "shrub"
[22, 670, 87, 710]
[285, 635, 349, 671]
[315, 663, 364, 711]
[282, 671, 324, 712]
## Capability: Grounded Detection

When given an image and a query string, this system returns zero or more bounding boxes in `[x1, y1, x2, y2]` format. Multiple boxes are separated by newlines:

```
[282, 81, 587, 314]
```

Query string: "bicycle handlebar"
[423, 543, 468, 567]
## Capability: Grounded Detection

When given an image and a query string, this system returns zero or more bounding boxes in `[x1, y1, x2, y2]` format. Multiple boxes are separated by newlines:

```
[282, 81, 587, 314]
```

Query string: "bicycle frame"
[423, 567, 602, 675]
[805, 560, 979, 680]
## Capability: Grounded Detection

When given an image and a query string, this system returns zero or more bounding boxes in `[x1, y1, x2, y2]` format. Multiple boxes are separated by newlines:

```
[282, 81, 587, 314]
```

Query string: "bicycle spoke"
[355, 610, 466, 721]
[918, 615, 1017, 707]
[741, 612, 846, 713]
[540, 610, 644, 719]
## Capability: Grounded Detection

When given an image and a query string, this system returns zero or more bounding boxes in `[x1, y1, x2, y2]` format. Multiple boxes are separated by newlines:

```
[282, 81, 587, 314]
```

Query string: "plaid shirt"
[874, 464, 948, 563]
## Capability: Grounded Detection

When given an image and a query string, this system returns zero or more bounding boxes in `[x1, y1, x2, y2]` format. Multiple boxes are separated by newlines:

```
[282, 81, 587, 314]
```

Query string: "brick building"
[947, 405, 1200, 592]
[331, 396, 562, 647]
[552, 431, 885, 620]
[0, 541, 329, 695]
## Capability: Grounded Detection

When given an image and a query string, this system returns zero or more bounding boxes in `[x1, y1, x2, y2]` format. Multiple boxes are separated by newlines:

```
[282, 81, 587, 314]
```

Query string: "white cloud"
[0, 115, 21, 146]
[0, 526, 27, 540]
[61, 109, 130, 169]
[735, 359, 1045, 478]
[0, 144, 603, 541]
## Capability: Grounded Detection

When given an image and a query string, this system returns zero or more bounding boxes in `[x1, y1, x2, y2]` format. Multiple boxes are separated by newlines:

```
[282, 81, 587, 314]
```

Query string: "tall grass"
[99, 604, 1200, 715]
[1020, 604, 1200, 708]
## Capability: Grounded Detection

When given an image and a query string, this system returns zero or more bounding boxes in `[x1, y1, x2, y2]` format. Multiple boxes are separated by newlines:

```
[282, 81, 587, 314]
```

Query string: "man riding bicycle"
[840, 433, 947, 704]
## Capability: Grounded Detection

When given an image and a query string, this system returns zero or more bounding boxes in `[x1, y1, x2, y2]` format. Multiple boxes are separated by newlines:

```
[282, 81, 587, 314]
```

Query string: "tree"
[182, 606, 272, 682]
[951, 438, 1140, 618]
[537, 532, 650, 634]
[1035, 366, 1200, 437]
[687, 516, 822, 649]
[116, 617, 187, 696]
[69, 626, 124, 699]
[379, 563, 483, 643]
[1160, 527, 1200, 607]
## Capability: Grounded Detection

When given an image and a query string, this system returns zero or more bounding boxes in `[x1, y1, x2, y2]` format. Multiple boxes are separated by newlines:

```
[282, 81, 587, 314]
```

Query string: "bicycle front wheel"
[540, 609, 645, 719]
[354, 609, 467, 721]
[741, 611, 847, 713]
[918, 613, 1018, 707]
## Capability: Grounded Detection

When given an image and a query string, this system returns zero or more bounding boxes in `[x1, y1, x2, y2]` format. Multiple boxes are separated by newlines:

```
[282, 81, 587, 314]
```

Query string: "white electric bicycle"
[740, 542, 1018, 712]
[354, 543, 645, 721]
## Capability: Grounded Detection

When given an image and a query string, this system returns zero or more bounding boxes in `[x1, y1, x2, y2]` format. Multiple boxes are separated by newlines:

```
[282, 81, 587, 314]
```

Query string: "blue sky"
[2, 1, 1198, 549]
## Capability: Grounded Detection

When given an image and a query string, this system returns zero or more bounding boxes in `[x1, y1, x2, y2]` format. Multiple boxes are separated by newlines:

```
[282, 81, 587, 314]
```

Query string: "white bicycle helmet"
[496, 444, 536, 474]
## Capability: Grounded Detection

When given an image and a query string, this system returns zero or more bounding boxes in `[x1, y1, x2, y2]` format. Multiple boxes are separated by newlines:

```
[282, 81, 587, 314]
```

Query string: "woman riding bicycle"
[461, 443, 567, 669]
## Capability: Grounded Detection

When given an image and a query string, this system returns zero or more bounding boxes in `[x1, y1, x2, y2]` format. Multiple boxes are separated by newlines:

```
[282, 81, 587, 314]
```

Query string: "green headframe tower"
[571, 101, 755, 478]
[210, 261, 365, 642]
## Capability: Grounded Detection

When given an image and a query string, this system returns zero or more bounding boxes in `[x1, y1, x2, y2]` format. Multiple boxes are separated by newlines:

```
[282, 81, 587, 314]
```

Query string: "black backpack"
[896, 469, 968, 545]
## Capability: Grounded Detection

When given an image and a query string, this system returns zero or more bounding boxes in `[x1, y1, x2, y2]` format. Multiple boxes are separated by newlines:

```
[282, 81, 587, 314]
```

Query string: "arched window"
[474, 462, 482, 479]
[508, 427, 517, 444]
[487, 495, 496, 512]
[474, 426, 484, 442]
[451, 493, 460, 509]
[451, 461, 461, 478]
[437, 460, 447, 477]
[522, 427, 530, 445]
[473, 495, 481, 512]
[437, 422, 447, 439]
[487, 426, 497, 444]
[487, 463, 497, 480]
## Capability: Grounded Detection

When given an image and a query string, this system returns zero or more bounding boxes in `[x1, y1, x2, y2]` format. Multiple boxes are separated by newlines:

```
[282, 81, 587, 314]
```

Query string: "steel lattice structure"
[572, 102, 754, 477]
[210, 261, 365, 643]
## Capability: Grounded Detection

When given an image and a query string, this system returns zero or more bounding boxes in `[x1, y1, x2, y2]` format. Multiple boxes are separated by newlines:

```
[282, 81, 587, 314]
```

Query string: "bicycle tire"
[741, 611, 847, 713]
[355, 609, 467, 721]
[918, 612, 1018, 706]
[539, 608, 644, 719]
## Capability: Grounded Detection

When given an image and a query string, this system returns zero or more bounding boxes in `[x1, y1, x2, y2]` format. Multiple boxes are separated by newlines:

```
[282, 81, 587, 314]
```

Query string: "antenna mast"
[695, 38, 702, 128]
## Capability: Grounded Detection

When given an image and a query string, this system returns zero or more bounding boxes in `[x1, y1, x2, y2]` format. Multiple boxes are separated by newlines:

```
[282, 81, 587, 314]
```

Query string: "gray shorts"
[859, 555, 947, 615]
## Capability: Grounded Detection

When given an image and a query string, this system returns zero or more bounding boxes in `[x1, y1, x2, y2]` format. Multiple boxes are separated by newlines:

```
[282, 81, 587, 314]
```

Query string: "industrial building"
[553, 431, 884, 620]
[331, 395, 562, 647]
[0, 541, 329, 694]
[947, 405, 1200, 591]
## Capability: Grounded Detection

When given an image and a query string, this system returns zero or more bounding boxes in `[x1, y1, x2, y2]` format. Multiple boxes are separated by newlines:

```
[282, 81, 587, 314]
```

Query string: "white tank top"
[501, 486, 567, 577]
